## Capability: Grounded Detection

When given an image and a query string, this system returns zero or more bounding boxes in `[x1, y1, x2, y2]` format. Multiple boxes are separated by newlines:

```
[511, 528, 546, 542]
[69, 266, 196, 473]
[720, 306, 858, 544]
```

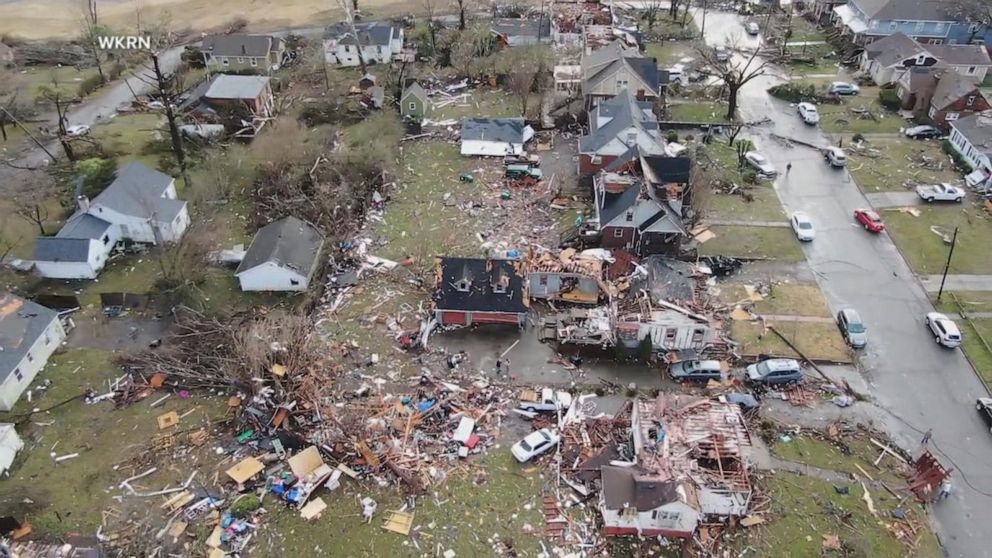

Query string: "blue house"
[833, 0, 992, 46]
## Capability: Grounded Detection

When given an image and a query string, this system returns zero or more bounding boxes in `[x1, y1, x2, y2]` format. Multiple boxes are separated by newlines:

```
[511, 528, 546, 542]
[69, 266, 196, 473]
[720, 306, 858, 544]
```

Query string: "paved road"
[700, 9, 992, 556]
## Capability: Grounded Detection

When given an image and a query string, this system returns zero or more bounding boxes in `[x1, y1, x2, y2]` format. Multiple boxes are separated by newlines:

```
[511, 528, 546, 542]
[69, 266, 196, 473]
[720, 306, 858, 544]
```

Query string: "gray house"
[201, 34, 285, 73]
[0, 293, 66, 411]
[401, 82, 429, 120]
[235, 216, 325, 292]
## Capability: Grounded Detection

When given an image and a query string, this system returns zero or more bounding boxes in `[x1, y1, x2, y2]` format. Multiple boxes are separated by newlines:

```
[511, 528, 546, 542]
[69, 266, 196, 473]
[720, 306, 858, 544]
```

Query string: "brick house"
[928, 72, 989, 130]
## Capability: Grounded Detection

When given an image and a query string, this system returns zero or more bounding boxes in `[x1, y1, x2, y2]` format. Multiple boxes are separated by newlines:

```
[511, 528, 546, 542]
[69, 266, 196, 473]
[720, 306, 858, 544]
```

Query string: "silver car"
[745, 151, 777, 176]
[836, 308, 867, 348]
[669, 359, 723, 382]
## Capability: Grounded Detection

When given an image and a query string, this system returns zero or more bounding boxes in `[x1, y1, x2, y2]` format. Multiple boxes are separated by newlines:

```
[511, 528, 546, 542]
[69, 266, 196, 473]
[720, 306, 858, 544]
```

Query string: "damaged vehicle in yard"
[511, 428, 561, 462]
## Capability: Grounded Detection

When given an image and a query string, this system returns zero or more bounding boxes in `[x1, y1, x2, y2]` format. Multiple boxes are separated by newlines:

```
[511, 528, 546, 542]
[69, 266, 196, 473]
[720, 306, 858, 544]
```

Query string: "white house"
[0, 294, 66, 412]
[461, 117, 535, 157]
[235, 216, 325, 292]
[599, 465, 701, 538]
[323, 22, 404, 66]
[949, 112, 992, 186]
[32, 162, 190, 279]
[0, 423, 23, 475]
[859, 32, 937, 85]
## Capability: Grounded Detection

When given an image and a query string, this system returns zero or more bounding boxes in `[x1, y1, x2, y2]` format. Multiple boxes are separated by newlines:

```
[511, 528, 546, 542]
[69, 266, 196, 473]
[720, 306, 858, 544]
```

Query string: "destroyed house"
[616, 308, 713, 353]
[461, 117, 534, 157]
[599, 395, 752, 537]
[491, 17, 553, 47]
[434, 258, 528, 327]
[202, 74, 275, 117]
[527, 250, 607, 305]
[592, 174, 686, 256]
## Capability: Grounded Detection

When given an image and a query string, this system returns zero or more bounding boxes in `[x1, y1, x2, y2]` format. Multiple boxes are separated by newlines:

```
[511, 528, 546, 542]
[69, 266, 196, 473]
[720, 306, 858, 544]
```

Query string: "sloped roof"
[864, 32, 929, 67]
[201, 34, 277, 58]
[236, 216, 325, 276]
[434, 257, 528, 314]
[931, 71, 982, 110]
[326, 22, 396, 46]
[642, 155, 692, 184]
[92, 162, 186, 222]
[929, 44, 992, 67]
[599, 183, 642, 226]
[461, 117, 526, 143]
[204, 75, 270, 100]
[601, 465, 681, 511]
[951, 112, 992, 158]
[33, 237, 93, 263]
[582, 42, 661, 94]
[491, 17, 551, 38]
[853, 0, 951, 21]
[0, 293, 59, 381]
[402, 82, 428, 103]
[57, 213, 112, 240]
[579, 90, 661, 154]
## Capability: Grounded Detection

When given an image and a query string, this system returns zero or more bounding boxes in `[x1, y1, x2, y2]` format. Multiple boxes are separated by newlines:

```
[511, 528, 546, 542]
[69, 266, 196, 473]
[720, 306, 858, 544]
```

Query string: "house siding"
[600, 501, 699, 538]
[931, 90, 990, 130]
[840, 4, 992, 46]
[204, 50, 279, 74]
[0, 317, 66, 411]
[601, 226, 638, 250]
[324, 29, 404, 66]
[237, 262, 310, 292]
[402, 96, 425, 119]
[33, 238, 105, 280]
[436, 309, 525, 327]
[949, 128, 992, 171]
[461, 139, 524, 157]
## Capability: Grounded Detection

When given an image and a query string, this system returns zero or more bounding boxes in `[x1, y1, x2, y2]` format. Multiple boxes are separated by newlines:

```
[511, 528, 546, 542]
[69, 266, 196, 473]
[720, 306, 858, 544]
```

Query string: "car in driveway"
[511, 428, 560, 462]
[829, 81, 860, 95]
[976, 398, 992, 433]
[790, 211, 815, 241]
[744, 151, 777, 176]
[745, 359, 803, 385]
[853, 208, 885, 232]
[904, 125, 942, 140]
[65, 124, 90, 137]
[797, 102, 819, 125]
[926, 312, 962, 348]
[836, 308, 868, 348]
[916, 183, 965, 202]
[669, 359, 723, 382]
[824, 146, 847, 167]
[745, 21, 760, 35]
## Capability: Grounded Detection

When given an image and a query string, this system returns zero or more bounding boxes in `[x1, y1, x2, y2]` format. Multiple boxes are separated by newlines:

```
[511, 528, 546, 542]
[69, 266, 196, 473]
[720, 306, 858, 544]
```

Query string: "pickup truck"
[917, 183, 965, 203]
[518, 388, 572, 413]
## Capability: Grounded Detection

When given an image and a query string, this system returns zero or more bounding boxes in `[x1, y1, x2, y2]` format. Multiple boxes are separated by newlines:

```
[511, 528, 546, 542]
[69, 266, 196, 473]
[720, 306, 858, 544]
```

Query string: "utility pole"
[936, 226, 959, 302]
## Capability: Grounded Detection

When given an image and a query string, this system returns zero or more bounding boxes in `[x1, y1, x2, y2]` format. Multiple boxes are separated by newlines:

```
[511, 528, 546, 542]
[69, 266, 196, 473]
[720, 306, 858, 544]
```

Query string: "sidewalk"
[704, 219, 789, 228]
[920, 275, 992, 292]
[865, 191, 921, 209]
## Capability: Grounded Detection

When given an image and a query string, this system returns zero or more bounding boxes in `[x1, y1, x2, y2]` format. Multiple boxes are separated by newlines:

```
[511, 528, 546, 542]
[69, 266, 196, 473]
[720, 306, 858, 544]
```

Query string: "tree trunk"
[0, 120, 6, 142]
[726, 83, 740, 120]
[669, 0, 678, 18]
[352, 0, 358, 11]
[458, 1, 466, 30]
[32, 206, 46, 235]
[152, 53, 191, 188]
[681, 1, 690, 28]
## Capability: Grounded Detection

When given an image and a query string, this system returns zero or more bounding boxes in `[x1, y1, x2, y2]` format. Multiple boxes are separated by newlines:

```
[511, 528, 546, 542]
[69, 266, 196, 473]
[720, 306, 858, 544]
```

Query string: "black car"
[904, 125, 942, 140]
[978, 398, 992, 433]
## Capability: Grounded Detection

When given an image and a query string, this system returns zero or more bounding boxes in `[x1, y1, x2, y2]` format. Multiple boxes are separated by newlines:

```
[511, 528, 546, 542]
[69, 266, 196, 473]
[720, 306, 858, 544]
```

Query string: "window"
[616, 79, 628, 89]
[870, 20, 878, 30]
[928, 38, 944, 45]
[539, 274, 548, 286]
[250, 57, 258, 67]
[915, 54, 927, 65]
[590, 155, 602, 164]
[625, 209, 634, 222]
[26, 352, 33, 363]
[290, 278, 300, 286]
[409, 101, 416, 111]
[237, 56, 244, 63]
[103, 234, 110, 245]
[222, 57, 229, 65]
[967, 66, 977, 75]
[929, 106, 937, 118]
[968, 95, 977, 106]
[344, 45, 351, 52]
[946, 112, 959, 121]
[889, 21, 898, 31]
[13, 368, 23, 382]
[613, 228, 624, 238]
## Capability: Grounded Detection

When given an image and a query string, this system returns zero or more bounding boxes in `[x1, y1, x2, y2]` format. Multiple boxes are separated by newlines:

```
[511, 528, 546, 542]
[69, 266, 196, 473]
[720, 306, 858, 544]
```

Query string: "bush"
[77, 73, 105, 98]
[75, 157, 117, 199]
[230, 495, 261, 518]
[878, 88, 901, 110]
[743, 169, 758, 184]
[942, 139, 970, 170]
[852, 133, 866, 143]
[181, 46, 206, 69]
[666, 130, 679, 142]
[768, 83, 817, 102]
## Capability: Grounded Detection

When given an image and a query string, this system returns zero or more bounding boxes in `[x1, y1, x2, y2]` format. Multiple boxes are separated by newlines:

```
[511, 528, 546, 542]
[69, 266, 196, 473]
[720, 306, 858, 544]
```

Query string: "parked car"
[976, 398, 992, 433]
[517, 388, 572, 413]
[744, 151, 777, 176]
[669, 359, 723, 382]
[506, 164, 543, 180]
[904, 125, 942, 140]
[511, 428, 560, 462]
[715, 47, 730, 62]
[745, 21, 760, 35]
[853, 208, 885, 233]
[745, 359, 803, 385]
[797, 102, 820, 125]
[836, 308, 868, 348]
[916, 183, 964, 203]
[926, 312, 962, 348]
[824, 146, 847, 167]
[791, 211, 815, 241]
[65, 124, 90, 137]
[828, 81, 860, 95]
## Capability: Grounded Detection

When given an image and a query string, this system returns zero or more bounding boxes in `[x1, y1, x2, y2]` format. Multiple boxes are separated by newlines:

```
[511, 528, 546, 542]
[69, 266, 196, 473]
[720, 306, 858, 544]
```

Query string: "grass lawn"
[730, 320, 851, 362]
[883, 206, 992, 274]
[936, 291, 992, 314]
[16, 65, 102, 100]
[0, 197, 68, 259]
[718, 283, 832, 317]
[771, 434, 905, 485]
[667, 100, 728, 123]
[0, 349, 223, 536]
[750, 471, 940, 558]
[819, 87, 906, 134]
[848, 137, 960, 193]
[644, 39, 700, 67]
[698, 226, 805, 262]
[429, 88, 535, 121]
[265, 449, 545, 557]
[960, 319, 992, 385]
[704, 186, 786, 222]
[785, 18, 828, 43]
[90, 113, 169, 171]
[788, 59, 841, 77]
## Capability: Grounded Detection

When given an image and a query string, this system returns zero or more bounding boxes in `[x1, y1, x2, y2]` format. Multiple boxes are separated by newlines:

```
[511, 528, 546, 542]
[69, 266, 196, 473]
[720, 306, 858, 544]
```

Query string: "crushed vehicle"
[518, 387, 573, 413]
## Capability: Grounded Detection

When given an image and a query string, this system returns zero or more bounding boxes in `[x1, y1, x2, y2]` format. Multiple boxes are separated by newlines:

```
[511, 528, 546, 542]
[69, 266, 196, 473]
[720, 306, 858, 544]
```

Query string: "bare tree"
[14, 201, 50, 235]
[735, 139, 754, 169]
[423, 0, 438, 55]
[0, 72, 27, 143]
[951, 0, 992, 43]
[696, 39, 771, 120]
[642, 0, 665, 31]
[38, 75, 77, 162]
[454, 0, 470, 30]
[80, 1, 106, 84]
[499, 46, 551, 117]
[337, 0, 368, 74]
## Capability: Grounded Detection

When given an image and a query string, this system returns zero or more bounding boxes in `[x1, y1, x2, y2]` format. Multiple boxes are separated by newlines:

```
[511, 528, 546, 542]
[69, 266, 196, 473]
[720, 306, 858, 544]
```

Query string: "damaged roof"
[205, 74, 270, 100]
[326, 22, 397, 46]
[931, 71, 982, 111]
[0, 293, 59, 381]
[236, 216, 325, 276]
[435, 257, 528, 314]
[582, 42, 661, 95]
[863, 32, 929, 67]
[929, 43, 992, 67]
[598, 184, 686, 235]
[491, 17, 551, 38]
[600, 465, 682, 511]
[642, 155, 692, 184]
[461, 117, 527, 143]
[579, 90, 661, 155]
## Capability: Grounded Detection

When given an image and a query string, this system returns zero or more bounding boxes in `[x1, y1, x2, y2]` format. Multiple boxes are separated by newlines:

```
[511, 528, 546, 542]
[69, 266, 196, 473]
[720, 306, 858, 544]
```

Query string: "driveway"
[700, 9, 992, 557]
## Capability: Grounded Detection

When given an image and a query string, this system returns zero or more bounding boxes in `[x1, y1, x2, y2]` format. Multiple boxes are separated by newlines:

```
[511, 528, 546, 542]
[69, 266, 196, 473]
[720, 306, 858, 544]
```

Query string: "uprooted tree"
[695, 39, 771, 120]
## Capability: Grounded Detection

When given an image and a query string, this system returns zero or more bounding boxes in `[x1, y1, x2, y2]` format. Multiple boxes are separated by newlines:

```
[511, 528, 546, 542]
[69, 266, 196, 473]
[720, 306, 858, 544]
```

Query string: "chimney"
[76, 195, 90, 213]
[626, 131, 638, 146]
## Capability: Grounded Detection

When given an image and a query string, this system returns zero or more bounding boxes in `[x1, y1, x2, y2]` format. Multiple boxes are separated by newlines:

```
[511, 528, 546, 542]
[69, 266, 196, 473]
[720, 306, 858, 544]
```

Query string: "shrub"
[666, 130, 679, 142]
[77, 73, 104, 98]
[181, 46, 206, 69]
[852, 133, 866, 143]
[743, 169, 758, 184]
[941, 139, 970, 170]
[878, 88, 901, 110]
[230, 495, 261, 518]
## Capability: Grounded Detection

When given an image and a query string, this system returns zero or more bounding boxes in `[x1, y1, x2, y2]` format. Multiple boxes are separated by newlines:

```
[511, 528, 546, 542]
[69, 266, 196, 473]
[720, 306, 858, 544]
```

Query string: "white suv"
[797, 102, 819, 125]
[926, 312, 962, 348]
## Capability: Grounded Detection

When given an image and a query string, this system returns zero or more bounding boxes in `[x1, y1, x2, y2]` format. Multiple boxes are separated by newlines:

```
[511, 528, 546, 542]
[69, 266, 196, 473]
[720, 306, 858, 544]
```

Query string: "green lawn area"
[644, 38, 700, 67]
[751, 471, 940, 558]
[936, 291, 992, 314]
[883, 206, 992, 274]
[718, 283, 832, 317]
[90, 113, 169, 171]
[667, 100, 728, 123]
[785, 18, 828, 43]
[848, 137, 960, 193]
[0, 349, 222, 537]
[0, 197, 68, 259]
[819, 87, 906, 134]
[17, 65, 102, 100]
[771, 434, 905, 485]
[266, 450, 544, 557]
[788, 59, 841, 77]
[933, 294, 992, 384]
[698, 226, 805, 262]
[704, 186, 786, 222]
[429, 88, 537, 121]
[731, 320, 851, 362]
